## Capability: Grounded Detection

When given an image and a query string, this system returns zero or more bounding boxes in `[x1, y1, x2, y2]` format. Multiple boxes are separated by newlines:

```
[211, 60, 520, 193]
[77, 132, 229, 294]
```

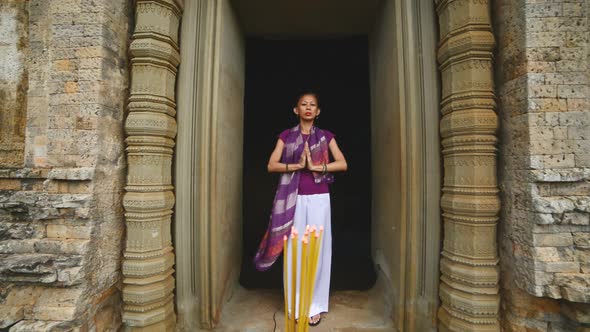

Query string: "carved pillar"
[435, 0, 500, 331]
[123, 0, 183, 330]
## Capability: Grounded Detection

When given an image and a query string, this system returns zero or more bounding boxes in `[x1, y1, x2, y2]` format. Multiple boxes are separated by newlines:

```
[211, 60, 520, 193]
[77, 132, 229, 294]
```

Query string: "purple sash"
[253, 125, 334, 271]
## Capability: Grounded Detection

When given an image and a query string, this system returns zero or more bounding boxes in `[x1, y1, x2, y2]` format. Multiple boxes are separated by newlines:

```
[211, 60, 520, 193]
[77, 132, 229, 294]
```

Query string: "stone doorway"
[172, 0, 441, 330]
[123, 0, 500, 331]
[239, 37, 375, 291]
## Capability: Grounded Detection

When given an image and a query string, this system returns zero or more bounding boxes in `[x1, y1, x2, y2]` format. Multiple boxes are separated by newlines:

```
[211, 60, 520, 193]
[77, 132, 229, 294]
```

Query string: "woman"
[253, 92, 347, 326]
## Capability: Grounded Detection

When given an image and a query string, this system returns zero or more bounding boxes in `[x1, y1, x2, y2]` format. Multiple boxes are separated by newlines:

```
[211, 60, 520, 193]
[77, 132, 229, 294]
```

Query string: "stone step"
[213, 287, 397, 332]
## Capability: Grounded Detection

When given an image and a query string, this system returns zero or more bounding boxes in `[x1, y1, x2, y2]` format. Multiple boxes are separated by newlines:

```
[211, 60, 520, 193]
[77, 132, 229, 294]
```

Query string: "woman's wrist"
[287, 163, 303, 172]
[309, 165, 323, 172]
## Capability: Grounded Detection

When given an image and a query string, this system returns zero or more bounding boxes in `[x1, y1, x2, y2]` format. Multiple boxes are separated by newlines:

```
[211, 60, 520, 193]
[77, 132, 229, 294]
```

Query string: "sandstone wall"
[0, 0, 130, 330]
[495, 0, 590, 330]
[0, 0, 27, 168]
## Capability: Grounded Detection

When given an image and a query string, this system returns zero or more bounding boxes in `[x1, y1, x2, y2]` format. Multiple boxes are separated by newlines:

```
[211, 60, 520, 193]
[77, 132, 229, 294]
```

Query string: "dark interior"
[240, 37, 375, 290]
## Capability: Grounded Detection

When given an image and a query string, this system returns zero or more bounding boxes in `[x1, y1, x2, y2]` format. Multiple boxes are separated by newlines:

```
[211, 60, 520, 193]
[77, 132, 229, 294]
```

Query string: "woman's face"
[294, 94, 320, 121]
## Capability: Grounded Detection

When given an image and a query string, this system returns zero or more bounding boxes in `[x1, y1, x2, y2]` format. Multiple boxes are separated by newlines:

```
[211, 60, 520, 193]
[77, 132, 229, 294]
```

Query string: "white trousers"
[285, 194, 332, 318]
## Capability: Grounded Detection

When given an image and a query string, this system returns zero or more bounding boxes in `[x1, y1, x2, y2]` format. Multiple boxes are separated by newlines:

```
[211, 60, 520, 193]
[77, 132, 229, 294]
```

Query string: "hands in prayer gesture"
[297, 142, 316, 171]
[305, 142, 314, 171]
[297, 144, 307, 169]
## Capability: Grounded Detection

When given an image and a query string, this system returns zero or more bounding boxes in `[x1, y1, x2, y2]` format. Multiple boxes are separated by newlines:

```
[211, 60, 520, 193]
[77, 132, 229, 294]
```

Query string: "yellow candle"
[298, 236, 309, 332]
[302, 227, 318, 327]
[312, 229, 322, 284]
[291, 232, 297, 332]
[306, 228, 323, 327]
[283, 235, 290, 332]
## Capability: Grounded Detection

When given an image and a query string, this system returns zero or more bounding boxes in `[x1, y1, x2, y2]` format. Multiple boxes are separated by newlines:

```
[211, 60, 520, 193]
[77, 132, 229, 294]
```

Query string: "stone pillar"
[122, 0, 182, 330]
[435, 0, 500, 331]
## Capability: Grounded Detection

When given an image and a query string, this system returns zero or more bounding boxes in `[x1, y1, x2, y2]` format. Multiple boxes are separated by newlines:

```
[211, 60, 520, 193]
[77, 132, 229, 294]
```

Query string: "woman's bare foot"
[309, 314, 321, 326]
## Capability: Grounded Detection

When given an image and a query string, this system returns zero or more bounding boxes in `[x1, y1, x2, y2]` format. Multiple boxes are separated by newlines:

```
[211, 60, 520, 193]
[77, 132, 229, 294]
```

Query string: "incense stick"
[290, 231, 297, 332]
[283, 235, 290, 332]
[297, 236, 309, 332]
[283, 225, 324, 332]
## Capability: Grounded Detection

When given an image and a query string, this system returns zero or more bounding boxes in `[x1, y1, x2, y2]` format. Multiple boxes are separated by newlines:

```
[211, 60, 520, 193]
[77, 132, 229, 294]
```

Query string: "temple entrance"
[173, 0, 441, 330]
[240, 37, 375, 291]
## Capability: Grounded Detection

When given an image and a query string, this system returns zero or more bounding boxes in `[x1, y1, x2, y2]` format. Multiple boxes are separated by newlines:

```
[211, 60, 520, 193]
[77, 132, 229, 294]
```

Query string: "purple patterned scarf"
[253, 125, 334, 271]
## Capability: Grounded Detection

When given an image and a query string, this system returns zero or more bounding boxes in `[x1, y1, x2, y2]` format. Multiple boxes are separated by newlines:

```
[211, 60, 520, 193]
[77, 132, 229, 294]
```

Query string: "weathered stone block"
[576, 155, 590, 167]
[557, 60, 586, 72]
[536, 262, 580, 273]
[563, 3, 584, 17]
[542, 154, 575, 169]
[555, 273, 590, 288]
[565, 31, 588, 48]
[526, 4, 562, 18]
[532, 169, 590, 183]
[533, 247, 561, 262]
[46, 224, 92, 239]
[57, 266, 83, 285]
[574, 197, 590, 212]
[561, 286, 590, 303]
[0, 222, 44, 240]
[533, 233, 573, 247]
[529, 98, 567, 112]
[552, 182, 590, 197]
[568, 126, 590, 140]
[532, 270, 556, 285]
[567, 99, 590, 112]
[0, 305, 24, 329]
[563, 213, 590, 225]
[559, 85, 588, 99]
[530, 139, 576, 155]
[533, 196, 575, 213]
[34, 239, 89, 255]
[533, 233, 574, 247]
[0, 179, 21, 190]
[9, 320, 63, 332]
[574, 233, 590, 249]
[0, 254, 58, 283]
[529, 84, 558, 98]
[0, 239, 36, 254]
[530, 126, 555, 140]
[558, 247, 576, 261]
[527, 18, 559, 33]
[533, 225, 590, 234]
[33, 305, 77, 321]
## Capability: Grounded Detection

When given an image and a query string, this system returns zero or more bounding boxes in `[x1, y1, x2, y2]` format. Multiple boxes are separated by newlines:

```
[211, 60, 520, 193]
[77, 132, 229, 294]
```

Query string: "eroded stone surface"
[0, 0, 130, 330]
[0, 0, 28, 168]
[496, 0, 590, 329]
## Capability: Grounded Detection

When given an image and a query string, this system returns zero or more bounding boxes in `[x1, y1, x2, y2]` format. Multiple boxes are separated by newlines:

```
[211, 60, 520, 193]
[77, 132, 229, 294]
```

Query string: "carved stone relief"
[121, 0, 500, 330]
[123, 0, 182, 330]
[436, 0, 500, 331]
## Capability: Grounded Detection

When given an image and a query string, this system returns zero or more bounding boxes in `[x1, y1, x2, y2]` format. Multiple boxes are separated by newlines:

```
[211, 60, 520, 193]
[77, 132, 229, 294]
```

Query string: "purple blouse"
[278, 129, 335, 195]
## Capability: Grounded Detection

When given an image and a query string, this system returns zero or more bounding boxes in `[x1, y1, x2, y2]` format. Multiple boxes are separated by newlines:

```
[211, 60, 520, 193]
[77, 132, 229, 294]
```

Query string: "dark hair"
[295, 91, 320, 108]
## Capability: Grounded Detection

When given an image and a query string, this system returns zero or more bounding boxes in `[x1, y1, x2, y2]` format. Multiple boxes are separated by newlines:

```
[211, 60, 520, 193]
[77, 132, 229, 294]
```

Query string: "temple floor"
[214, 285, 396, 331]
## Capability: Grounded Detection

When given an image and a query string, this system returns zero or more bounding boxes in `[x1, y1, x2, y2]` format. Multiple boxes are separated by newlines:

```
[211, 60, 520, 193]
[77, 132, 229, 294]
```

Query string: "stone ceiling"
[231, 0, 383, 38]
